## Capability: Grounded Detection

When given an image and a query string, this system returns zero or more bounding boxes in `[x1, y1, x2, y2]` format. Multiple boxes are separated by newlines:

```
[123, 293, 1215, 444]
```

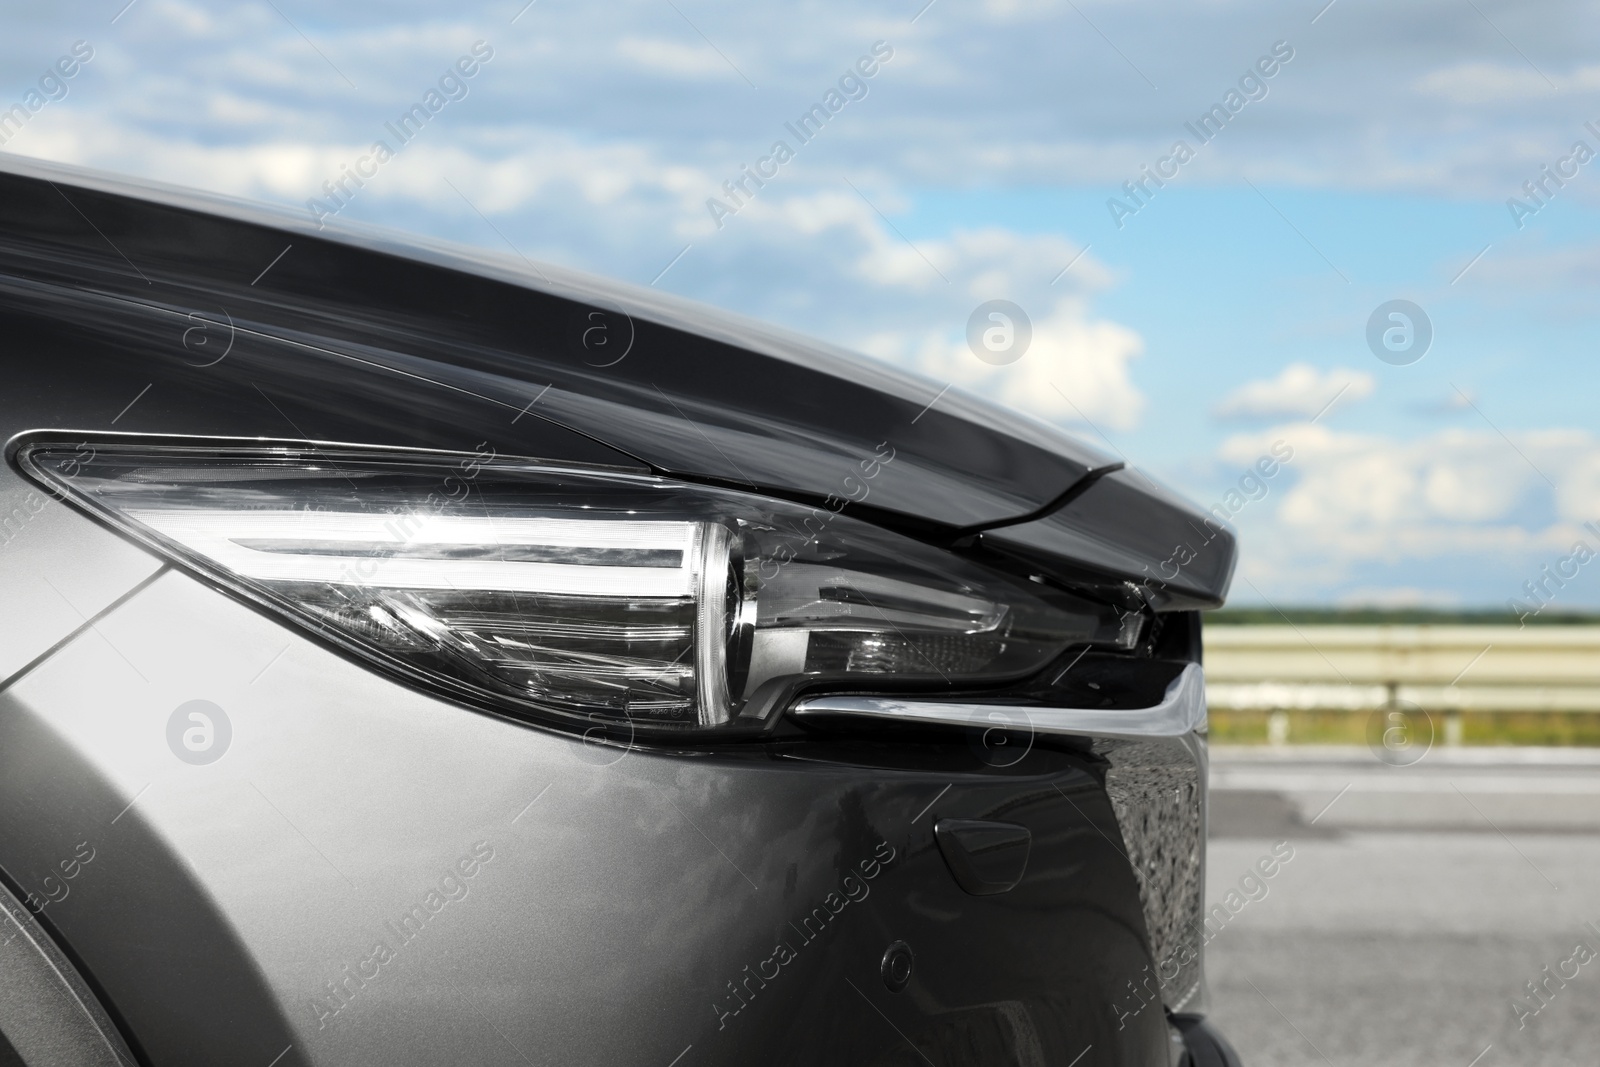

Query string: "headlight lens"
[18, 440, 1135, 734]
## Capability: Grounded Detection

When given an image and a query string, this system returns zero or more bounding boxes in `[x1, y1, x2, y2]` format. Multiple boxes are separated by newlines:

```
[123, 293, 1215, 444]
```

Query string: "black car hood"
[0, 156, 1234, 607]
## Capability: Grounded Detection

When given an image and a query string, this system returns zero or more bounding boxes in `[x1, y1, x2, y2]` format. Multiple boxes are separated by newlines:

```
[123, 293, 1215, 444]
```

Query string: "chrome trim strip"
[790, 662, 1206, 739]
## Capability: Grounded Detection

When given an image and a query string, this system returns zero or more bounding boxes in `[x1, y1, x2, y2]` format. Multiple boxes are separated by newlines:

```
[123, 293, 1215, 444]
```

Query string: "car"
[0, 155, 1241, 1067]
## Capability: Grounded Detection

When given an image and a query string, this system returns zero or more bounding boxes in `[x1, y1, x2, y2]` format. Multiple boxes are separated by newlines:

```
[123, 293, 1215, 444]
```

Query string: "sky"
[4, 0, 1600, 610]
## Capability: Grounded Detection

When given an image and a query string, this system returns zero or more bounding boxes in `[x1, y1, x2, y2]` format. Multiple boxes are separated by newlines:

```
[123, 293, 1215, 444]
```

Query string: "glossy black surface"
[983, 469, 1238, 610]
[0, 156, 1235, 603]
[0, 156, 1114, 531]
[933, 819, 1032, 896]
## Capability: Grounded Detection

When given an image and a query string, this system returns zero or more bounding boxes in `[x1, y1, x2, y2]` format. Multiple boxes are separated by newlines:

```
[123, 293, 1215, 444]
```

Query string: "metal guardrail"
[1203, 625, 1600, 713]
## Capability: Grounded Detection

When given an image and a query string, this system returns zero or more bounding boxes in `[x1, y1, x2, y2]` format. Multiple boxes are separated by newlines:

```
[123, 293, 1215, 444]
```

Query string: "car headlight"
[15, 437, 1137, 736]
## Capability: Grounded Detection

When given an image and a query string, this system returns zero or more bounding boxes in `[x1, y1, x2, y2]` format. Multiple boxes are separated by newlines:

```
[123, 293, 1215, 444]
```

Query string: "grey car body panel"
[0, 472, 162, 685]
[0, 570, 1173, 1065]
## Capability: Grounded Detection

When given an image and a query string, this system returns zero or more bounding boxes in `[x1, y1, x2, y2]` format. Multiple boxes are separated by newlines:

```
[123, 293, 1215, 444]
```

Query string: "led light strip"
[127, 510, 702, 597]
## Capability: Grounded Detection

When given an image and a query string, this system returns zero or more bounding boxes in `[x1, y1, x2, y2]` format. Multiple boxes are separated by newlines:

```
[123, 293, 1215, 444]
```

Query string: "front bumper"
[0, 561, 1227, 1066]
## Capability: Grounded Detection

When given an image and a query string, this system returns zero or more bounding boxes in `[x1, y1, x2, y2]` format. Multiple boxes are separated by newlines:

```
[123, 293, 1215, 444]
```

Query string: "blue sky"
[5, 0, 1600, 609]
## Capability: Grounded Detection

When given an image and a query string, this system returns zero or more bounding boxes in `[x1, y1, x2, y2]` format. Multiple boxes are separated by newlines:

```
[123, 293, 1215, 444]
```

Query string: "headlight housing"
[15, 436, 1139, 737]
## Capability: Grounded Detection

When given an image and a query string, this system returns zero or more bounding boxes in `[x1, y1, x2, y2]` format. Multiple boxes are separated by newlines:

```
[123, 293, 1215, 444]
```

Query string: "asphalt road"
[1204, 746, 1600, 1067]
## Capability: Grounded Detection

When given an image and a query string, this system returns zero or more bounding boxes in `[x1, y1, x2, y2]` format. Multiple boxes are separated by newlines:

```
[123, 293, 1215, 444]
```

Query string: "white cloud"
[1213, 363, 1374, 420]
[1411, 62, 1560, 104]
[12, 0, 1598, 208]
[981, 0, 1068, 18]
[1335, 587, 1463, 609]
[6, 106, 1143, 437]
[863, 297, 1145, 431]
[1413, 62, 1600, 104]
[615, 38, 733, 79]
[143, 0, 220, 37]
[1207, 423, 1600, 603]
[1, 113, 335, 202]
[845, 223, 1113, 298]
[2, 109, 695, 234]
[1218, 423, 1600, 563]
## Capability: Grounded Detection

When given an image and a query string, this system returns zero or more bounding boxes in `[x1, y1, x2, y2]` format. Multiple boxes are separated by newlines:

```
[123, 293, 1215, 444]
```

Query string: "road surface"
[1205, 746, 1600, 1067]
